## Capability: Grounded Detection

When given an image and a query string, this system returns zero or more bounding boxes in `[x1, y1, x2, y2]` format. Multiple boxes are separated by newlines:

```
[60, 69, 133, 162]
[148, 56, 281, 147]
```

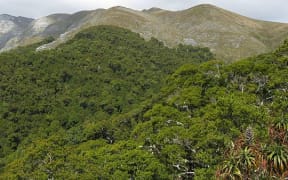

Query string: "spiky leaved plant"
[245, 126, 254, 146]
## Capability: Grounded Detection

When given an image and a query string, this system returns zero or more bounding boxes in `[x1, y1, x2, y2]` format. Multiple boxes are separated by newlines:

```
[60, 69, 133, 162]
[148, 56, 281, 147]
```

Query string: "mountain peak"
[107, 6, 142, 15]
[110, 6, 132, 11]
[0, 14, 16, 20]
[0, 14, 14, 17]
[192, 4, 219, 9]
[184, 3, 230, 14]
[0, 14, 33, 21]
[142, 7, 164, 13]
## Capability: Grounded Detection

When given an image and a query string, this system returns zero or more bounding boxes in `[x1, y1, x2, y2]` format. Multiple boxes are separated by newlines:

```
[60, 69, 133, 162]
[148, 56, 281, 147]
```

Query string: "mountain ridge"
[1, 4, 288, 61]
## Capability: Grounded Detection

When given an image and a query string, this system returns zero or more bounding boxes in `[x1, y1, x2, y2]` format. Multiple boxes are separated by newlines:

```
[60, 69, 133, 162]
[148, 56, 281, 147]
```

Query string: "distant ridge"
[1, 4, 288, 61]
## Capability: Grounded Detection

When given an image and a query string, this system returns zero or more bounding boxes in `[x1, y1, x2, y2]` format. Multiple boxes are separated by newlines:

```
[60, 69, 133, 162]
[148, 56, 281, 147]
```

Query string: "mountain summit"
[1, 4, 288, 60]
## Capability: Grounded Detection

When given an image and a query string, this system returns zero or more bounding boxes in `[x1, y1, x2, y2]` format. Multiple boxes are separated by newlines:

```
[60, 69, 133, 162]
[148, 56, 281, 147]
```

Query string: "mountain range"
[1, 4, 288, 60]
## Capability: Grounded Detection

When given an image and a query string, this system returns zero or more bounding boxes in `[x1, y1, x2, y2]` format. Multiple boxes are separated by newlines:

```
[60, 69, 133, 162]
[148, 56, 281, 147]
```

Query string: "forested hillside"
[0, 26, 213, 179]
[0, 25, 288, 179]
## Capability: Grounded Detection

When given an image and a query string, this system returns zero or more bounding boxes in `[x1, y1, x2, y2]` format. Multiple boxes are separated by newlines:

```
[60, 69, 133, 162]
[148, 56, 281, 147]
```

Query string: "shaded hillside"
[1, 4, 288, 61]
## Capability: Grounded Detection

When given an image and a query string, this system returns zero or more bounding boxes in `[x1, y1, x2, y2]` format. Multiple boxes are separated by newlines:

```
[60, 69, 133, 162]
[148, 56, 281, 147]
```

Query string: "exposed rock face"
[1, 4, 288, 61]
[31, 17, 54, 33]
[0, 20, 15, 34]
[0, 14, 33, 50]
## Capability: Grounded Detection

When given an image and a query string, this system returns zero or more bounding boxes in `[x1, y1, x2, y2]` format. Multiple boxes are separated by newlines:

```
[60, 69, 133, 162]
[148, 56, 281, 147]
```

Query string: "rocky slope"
[0, 14, 33, 49]
[1, 4, 288, 61]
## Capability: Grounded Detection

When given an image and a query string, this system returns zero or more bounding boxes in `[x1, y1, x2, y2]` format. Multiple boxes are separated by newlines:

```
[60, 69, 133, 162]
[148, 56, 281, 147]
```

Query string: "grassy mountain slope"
[163, 4, 288, 60]
[1, 4, 288, 61]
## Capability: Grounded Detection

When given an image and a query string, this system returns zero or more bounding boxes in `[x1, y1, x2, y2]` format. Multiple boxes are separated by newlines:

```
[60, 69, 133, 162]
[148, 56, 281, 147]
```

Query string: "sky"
[0, 0, 288, 23]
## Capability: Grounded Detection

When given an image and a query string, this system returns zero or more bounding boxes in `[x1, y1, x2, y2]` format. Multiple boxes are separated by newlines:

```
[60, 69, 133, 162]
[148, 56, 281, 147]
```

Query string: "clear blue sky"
[1, 0, 288, 23]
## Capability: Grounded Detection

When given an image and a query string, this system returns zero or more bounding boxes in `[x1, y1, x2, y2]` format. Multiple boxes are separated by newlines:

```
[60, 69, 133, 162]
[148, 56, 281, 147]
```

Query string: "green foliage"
[1, 25, 288, 179]
[0, 25, 213, 178]
[217, 121, 288, 179]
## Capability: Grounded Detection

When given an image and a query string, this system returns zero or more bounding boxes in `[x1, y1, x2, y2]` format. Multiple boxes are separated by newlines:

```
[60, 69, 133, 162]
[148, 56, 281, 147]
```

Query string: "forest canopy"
[0, 26, 288, 179]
